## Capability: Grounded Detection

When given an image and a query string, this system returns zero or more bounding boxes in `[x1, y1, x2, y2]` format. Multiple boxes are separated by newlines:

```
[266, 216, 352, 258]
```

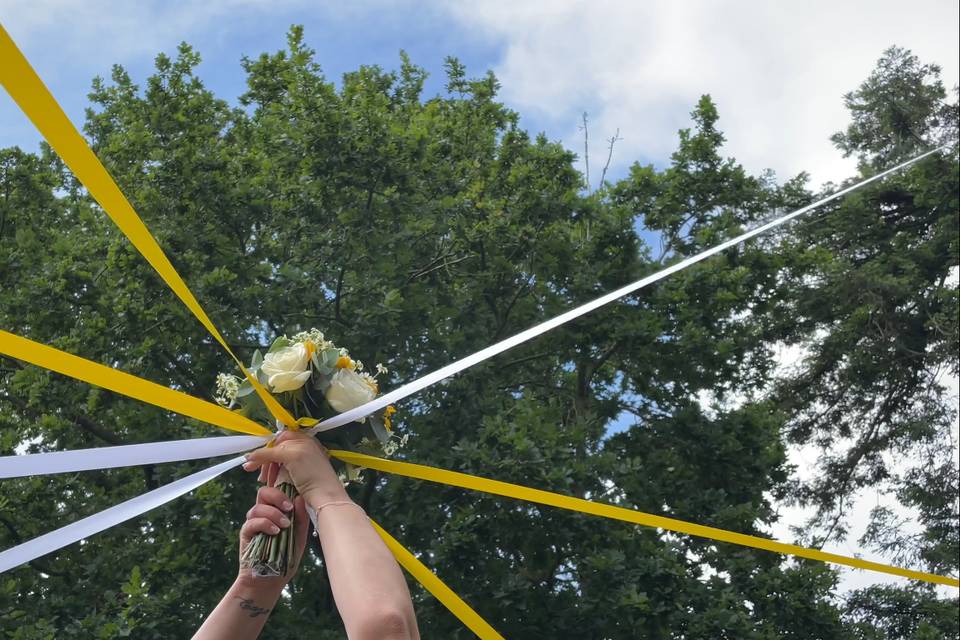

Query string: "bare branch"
[598, 128, 622, 190]
[579, 112, 590, 192]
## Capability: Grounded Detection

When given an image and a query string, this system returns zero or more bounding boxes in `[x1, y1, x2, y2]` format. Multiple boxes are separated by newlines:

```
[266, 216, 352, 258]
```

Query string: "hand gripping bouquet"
[213, 329, 405, 576]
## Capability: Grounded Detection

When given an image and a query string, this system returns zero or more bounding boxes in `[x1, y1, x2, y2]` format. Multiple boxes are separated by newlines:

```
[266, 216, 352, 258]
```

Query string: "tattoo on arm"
[234, 596, 272, 618]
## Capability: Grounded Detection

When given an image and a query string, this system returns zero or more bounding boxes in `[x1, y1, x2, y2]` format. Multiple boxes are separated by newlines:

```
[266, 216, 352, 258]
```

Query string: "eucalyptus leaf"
[236, 379, 255, 397]
[320, 348, 341, 369]
[368, 414, 390, 445]
[237, 391, 270, 423]
[313, 374, 331, 392]
[267, 336, 292, 354]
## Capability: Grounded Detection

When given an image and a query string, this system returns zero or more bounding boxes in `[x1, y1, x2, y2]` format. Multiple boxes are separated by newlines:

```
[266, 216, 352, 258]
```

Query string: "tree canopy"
[1, 29, 957, 638]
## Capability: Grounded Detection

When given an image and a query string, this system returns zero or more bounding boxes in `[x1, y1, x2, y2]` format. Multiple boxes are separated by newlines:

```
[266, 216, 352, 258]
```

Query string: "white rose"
[325, 368, 377, 413]
[260, 343, 312, 393]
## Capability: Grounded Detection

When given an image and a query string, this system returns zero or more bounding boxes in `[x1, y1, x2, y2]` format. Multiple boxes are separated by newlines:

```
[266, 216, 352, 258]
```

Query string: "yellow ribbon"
[8, 323, 951, 591]
[0, 330, 503, 635]
[0, 23, 500, 634]
[0, 24, 295, 430]
[0, 330, 271, 437]
[370, 519, 505, 640]
[333, 451, 960, 589]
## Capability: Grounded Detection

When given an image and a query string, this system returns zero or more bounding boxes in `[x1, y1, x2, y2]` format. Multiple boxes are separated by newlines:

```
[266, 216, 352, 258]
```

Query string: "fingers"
[241, 517, 282, 540]
[275, 430, 315, 446]
[244, 431, 329, 474]
[243, 445, 295, 470]
[247, 503, 291, 530]
[256, 486, 295, 512]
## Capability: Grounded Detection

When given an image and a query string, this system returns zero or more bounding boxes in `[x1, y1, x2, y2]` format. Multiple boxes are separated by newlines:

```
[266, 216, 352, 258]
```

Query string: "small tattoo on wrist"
[234, 596, 271, 618]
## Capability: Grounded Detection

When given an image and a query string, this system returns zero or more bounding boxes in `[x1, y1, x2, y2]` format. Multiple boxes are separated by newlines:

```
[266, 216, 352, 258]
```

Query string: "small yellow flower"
[335, 355, 354, 370]
[304, 340, 317, 358]
[384, 405, 397, 432]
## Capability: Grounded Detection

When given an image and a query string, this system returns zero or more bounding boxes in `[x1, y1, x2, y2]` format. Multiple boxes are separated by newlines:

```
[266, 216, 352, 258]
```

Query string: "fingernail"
[282, 501, 293, 511]
[279, 516, 290, 527]
[270, 525, 280, 534]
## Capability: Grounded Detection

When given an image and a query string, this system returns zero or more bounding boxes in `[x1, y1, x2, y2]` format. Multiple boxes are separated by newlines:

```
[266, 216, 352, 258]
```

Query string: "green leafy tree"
[772, 47, 959, 571]
[1, 28, 956, 639]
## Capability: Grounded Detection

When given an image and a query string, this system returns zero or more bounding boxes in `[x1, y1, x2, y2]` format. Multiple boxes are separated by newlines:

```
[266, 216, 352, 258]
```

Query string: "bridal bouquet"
[213, 329, 406, 576]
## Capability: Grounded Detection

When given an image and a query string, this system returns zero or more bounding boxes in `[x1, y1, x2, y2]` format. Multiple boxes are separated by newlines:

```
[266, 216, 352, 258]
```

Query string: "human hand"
[237, 482, 309, 588]
[242, 430, 349, 507]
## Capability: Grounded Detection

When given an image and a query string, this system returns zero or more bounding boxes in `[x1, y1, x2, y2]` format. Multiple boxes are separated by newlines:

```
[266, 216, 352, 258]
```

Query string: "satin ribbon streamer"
[332, 451, 960, 588]
[0, 330, 271, 437]
[0, 456, 245, 573]
[370, 520, 505, 640]
[304, 505, 505, 639]
[4, 433, 955, 588]
[313, 145, 947, 432]
[0, 24, 295, 430]
[0, 436, 266, 479]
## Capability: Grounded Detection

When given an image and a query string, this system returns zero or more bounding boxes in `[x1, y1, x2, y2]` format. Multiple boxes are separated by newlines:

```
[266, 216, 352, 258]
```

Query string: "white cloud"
[5, 1, 956, 185]
[440, 0, 960, 186]
[2, 0, 289, 61]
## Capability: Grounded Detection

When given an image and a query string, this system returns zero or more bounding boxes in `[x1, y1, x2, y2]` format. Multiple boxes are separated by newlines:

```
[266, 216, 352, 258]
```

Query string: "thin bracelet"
[313, 500, 365, 514]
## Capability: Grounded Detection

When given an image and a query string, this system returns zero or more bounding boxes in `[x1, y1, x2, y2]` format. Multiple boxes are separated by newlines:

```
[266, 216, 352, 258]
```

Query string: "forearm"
[193, 578, 282, 640]
[315, 501, 419, 639]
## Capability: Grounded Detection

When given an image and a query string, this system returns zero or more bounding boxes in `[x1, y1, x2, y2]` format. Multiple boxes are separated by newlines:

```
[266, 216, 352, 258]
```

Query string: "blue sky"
[5, 1, 956, 190]
[0, 4, 510, 160]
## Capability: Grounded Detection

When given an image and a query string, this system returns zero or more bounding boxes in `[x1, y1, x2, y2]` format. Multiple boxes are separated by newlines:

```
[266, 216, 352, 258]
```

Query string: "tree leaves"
[0, 29, 956, 638]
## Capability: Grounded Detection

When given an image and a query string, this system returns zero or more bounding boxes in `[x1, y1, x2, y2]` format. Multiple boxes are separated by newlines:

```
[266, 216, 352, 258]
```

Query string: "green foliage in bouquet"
[217, 330, 403, 475]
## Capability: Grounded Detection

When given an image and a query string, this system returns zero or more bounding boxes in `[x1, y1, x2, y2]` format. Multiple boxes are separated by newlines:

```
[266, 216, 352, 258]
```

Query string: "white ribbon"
[314, 146, 947, 431]
[0, 146, 944, 574]
[0, 456, 245, 573]
[0, 435, 267, 479]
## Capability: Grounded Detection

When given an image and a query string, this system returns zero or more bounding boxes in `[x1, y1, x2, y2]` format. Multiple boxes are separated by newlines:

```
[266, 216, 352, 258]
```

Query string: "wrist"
[303, 486, 350, 508]
[232, 574, 285, 601]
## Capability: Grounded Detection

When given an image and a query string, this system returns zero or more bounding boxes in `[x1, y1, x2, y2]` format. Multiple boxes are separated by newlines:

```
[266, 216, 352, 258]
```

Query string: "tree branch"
[580, 112, 590, 192]
[598, 128, 622, 190]
[334, 266, 346, 324]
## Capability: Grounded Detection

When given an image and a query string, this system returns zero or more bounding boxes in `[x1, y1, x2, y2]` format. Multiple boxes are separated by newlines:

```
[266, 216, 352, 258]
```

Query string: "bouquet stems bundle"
[240, 482, 299, 577]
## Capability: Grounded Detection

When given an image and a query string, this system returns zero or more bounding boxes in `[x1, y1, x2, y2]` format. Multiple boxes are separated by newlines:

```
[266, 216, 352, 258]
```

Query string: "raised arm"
[194, 483, 308, 639]
[243, 431, 420, 640]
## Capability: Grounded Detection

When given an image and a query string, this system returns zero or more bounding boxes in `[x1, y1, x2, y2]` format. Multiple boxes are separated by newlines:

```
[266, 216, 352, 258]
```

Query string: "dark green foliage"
[772, 47, 959, 574]
[1, 29, 956, 638]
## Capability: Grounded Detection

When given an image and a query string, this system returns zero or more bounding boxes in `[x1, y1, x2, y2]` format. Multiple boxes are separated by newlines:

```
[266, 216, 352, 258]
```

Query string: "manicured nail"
[270, 525, 280, 534]
[282, 501, 293, 511]
[279, 516, 290, 527]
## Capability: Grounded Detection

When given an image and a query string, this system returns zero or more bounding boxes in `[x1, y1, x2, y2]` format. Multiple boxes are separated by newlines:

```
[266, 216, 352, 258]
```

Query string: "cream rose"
[325, 368, 377, 413]
[260, 343, 312, 393]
